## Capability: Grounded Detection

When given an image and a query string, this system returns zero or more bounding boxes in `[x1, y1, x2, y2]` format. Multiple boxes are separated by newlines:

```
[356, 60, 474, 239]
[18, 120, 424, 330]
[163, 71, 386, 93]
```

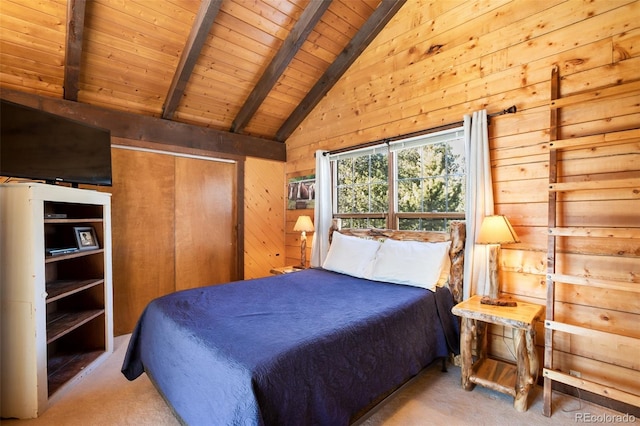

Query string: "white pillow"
[322, 231, 381, 278]
[368, 239, 451, 291]
[435, 250, 451, 288]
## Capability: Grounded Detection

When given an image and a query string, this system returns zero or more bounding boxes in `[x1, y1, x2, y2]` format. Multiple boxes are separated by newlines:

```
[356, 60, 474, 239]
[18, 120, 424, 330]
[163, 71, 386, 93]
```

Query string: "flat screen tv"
[1, 99, 112, 186]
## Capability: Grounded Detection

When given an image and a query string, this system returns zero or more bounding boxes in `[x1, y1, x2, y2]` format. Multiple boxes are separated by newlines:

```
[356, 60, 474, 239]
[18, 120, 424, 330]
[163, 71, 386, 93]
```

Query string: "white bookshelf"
[0, 183, 113, 419]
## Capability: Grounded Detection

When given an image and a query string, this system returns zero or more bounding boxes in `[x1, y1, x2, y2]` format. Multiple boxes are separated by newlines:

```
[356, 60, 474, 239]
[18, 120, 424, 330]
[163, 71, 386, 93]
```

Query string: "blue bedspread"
[122, 268, 459, 425]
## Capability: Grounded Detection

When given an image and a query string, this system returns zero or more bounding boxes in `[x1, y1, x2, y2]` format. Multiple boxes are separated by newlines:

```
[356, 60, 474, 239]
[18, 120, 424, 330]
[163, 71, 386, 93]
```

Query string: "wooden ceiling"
[0, 0, 406, 153]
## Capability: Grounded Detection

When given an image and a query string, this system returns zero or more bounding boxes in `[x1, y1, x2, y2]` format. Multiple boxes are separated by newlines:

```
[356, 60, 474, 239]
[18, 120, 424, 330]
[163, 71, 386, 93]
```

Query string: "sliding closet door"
[108, 147, 176, 335]
[175, 157, 238, 291]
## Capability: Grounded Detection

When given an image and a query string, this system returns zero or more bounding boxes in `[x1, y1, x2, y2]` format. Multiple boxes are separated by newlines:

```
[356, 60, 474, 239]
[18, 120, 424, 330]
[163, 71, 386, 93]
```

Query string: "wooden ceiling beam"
[230, 0, 332, 134]
[63, 0, 87, 101]
[162, 0, 223, 120]
[275, 0, 407, 142]
[1, 88, 286, 162]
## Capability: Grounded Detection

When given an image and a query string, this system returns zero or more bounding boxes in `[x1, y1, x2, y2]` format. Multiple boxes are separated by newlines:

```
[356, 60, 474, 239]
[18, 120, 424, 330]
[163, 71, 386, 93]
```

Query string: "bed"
[122, 222, 465, 425]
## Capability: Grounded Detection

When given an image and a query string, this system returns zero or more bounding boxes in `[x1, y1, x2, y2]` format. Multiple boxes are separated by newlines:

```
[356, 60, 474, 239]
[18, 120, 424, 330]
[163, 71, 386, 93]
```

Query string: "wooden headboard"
[330, 220, 466, 303]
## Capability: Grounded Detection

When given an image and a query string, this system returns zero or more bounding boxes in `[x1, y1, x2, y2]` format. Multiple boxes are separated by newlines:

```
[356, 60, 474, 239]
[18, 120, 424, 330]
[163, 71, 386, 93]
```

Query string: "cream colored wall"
[285, 0, 640, 404]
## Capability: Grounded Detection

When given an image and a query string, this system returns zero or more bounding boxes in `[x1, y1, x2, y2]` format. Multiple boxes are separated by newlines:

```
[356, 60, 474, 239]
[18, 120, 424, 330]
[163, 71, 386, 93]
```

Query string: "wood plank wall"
[244, 157, 286, 279]
[284, 0, 640, 407]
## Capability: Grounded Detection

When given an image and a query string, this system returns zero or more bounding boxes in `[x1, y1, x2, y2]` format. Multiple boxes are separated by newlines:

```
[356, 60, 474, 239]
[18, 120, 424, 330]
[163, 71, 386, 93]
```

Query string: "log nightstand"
[452, 295, 544, 412]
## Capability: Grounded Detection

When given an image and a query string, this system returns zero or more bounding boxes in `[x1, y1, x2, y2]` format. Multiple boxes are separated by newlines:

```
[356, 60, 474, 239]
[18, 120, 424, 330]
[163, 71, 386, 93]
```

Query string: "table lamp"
[294, 215, 314, 268]
[476, 215, 520, 300]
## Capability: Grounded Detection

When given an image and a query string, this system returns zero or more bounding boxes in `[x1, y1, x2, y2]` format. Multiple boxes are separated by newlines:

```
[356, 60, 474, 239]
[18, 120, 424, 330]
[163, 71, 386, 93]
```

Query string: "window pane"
[336, 158, 354, 186]
[336, 186, 354, 213]
[370, 183, 388, 212]
[397, 179, 421, 212]
[369, 153, 388, 183]
[341, 218, 356, 228]
[353, 185, 370, 213]
[423, 177, 446, 212]
[397, 149, 420, 179]
[353, 156, 370, 184]
[448, 175, 465, 212]
[446, 138, 466, 175]
[422, 144, 445, 177]
[398, 218, 447, 232]
[370, 218, 386, 228]
[334, 152, 388, 218]
[398, 218, 421, 231]
[421, 218, 447, 232]
[396, 136, 465, 217]
[342, 217, 386, 229]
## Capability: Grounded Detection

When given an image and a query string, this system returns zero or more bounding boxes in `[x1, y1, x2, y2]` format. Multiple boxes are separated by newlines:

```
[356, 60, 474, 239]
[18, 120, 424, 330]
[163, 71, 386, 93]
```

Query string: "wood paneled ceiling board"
[80, 0, 195, 115]
[0, 0, 405, 158]
[0, 0, 67, 97]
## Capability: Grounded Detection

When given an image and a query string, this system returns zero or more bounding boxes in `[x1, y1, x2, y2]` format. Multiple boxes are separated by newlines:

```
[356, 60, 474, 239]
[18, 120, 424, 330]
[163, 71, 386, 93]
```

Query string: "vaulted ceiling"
[1, 0, 406, 156]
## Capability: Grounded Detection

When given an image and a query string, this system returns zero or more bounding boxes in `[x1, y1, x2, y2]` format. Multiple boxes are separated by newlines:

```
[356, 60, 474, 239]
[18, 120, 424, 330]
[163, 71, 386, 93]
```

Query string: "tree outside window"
[396, 137, 465, 231]
[334, 152, 388, 229]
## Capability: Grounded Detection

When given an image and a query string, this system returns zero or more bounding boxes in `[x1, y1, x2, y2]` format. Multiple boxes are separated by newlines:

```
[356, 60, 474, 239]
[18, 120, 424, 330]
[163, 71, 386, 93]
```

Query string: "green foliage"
[336, 153, 388, 214]
[340, 218, 386, 229]
[397, 142, 465, 214]
[399, 218, 446, 231]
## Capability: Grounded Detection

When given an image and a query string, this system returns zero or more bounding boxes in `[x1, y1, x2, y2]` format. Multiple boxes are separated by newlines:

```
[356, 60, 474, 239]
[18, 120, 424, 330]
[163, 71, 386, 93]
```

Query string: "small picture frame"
[73, 226, 99, 251]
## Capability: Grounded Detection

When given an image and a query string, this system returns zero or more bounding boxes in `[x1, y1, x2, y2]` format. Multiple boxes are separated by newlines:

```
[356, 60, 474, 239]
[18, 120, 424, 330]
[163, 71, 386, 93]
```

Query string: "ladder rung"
[549, 227, 640, 238]
[549, 128, 640, 150]
[545, 320, 640, 345]
[548, 273, 640, 293]
[543, 369, 640, 408]
[549, 81, 640, 110]
[549, 179, 639, 192]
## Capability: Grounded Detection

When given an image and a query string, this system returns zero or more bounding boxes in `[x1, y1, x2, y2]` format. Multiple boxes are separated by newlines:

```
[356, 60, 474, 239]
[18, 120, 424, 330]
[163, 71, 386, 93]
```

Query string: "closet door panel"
[108, 147, 175, 335]
[175, 157, 237, 291]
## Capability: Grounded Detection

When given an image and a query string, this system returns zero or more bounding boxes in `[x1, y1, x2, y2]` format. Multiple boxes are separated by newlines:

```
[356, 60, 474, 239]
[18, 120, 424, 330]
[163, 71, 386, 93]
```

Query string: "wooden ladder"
[542, 67, 640, 416]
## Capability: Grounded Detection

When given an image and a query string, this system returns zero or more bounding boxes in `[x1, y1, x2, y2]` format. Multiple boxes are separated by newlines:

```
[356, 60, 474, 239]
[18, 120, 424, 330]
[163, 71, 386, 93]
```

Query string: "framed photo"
[287, 175, 316, 210]
[73, 226, 99, 251]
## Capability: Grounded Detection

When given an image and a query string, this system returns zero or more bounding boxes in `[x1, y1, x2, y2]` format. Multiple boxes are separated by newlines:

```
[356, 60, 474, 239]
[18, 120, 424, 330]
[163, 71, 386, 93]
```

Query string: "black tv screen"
[1, 99, 112, 186]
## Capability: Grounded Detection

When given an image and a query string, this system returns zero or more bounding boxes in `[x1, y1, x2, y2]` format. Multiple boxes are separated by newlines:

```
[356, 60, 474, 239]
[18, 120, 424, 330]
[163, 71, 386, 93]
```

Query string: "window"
[331, 128, 465, 231]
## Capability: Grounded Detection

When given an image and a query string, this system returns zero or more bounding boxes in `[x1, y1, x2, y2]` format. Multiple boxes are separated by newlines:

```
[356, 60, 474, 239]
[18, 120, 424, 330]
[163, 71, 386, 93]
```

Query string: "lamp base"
[487, 243, 500, 299]
[299, 233, 307, 268]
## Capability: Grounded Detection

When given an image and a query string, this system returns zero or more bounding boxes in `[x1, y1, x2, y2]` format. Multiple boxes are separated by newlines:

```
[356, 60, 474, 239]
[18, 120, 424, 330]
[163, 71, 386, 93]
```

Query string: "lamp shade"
[294, 215, 315, 233]
[476, 215, 520, 245]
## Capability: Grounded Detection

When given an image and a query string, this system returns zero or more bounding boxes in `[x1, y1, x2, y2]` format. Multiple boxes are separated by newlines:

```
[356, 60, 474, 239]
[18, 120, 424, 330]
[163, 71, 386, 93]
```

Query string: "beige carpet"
[2, 335, 634, 425]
